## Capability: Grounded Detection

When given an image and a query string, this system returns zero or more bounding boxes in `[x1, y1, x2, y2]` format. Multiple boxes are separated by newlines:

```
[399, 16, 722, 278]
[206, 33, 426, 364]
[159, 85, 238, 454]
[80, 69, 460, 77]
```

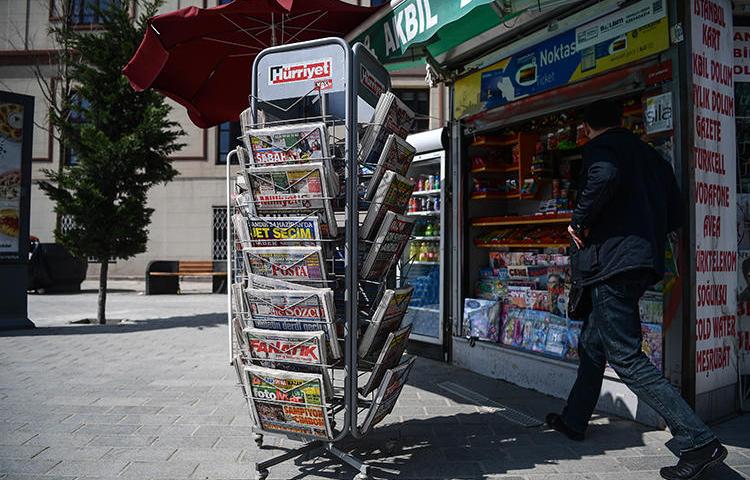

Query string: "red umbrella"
[123, 0, 376, 128]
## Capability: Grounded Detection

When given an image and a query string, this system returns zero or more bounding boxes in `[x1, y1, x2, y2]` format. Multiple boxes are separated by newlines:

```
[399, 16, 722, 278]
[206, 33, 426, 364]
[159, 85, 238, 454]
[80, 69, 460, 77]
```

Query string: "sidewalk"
[1, 281, 748, 480]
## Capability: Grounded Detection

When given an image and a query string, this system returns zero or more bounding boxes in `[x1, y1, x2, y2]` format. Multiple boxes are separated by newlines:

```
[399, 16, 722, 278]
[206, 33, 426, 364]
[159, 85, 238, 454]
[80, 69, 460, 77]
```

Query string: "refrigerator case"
[399, 149, 446, 345]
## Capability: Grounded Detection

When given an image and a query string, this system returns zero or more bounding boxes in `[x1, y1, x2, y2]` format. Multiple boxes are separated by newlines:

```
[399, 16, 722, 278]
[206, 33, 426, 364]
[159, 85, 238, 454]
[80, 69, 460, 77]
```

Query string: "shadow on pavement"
[0, 313, 226, 336]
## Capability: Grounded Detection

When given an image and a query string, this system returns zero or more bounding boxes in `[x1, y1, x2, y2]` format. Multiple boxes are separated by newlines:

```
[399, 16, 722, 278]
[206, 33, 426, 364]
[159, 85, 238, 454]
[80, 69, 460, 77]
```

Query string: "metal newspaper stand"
[226, 38, 409, 480]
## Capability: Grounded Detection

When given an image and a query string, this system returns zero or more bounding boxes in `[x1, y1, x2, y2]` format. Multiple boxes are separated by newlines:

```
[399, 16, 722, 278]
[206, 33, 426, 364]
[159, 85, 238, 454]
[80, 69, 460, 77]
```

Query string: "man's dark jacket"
[571, 128, 682, 286]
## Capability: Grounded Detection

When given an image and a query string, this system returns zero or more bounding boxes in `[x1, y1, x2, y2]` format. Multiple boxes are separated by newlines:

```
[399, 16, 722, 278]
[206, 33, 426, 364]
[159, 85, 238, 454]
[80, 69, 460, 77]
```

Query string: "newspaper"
[244, 163, 338, 237]
[243, 215, 324, 247]
[232, 213, 251, 244]
[243, 122, 339, 195]
[247, 273, 323, 291]
[244, 286, 340, 358]
[246, 366, 332, 440]
[361, 356, 416, 433]
[365, 134, 416, 201]
[359, 286, 414, 358]
[360, 324, 412, 395]
[243, 246, 328, 285]
[360, 171, 414, 240]
[245, 122, 328, 166]
[361, 212, 415, 281]
[360, 92, 415, 168]
[244, 328, 332, 394]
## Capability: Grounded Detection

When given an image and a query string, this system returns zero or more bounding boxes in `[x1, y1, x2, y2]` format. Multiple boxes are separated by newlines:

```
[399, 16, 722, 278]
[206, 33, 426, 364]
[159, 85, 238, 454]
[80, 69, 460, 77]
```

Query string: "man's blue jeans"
[561, 270, 716, 452]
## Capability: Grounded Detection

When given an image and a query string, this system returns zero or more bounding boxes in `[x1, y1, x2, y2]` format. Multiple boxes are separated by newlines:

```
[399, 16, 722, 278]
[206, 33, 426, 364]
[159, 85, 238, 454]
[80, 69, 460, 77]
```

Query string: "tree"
[39, 0, 184, 324]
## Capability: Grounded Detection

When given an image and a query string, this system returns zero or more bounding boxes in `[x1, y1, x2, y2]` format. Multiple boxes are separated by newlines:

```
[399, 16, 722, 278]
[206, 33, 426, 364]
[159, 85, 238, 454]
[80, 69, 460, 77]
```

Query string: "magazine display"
[361, 325, 412, 395]
[360, 171, 414, 240]
[361, 356, 416, 433]
[246, 366, 333, 440]
[244, 246, 328, 285]
[244, 287, 340, 358]
[244, 163, 338, 237]
[359, 286, 414, 358]
[365, 134, 416, 201]
[360, 92, 415, 168]
[244, 216, 324, 247]
[361, 212, 415, 281]
[247, 273, 321, 291]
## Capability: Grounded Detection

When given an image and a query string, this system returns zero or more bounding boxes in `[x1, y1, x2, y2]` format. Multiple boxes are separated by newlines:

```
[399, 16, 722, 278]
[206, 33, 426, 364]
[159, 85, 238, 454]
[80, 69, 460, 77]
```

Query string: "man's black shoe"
[545, 413, 584, 441]
[659, 439, 727, 480]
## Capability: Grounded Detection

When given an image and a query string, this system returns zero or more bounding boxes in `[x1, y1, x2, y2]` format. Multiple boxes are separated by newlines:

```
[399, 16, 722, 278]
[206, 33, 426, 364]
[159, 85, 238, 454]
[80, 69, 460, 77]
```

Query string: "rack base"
[254, 440, 370, 480]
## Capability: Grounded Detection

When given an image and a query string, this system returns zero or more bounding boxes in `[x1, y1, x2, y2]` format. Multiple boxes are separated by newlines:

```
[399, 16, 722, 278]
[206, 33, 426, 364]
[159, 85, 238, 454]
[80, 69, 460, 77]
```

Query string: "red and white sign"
[268, 58, 333, 86]
[734, 26, 750, 81]
[360, 65, 385, 98]
[692, 0, 738, 394]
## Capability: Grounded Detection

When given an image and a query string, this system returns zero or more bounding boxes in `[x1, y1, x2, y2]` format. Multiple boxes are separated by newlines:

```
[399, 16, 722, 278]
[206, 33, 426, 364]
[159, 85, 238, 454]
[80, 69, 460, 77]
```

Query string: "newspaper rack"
[226, 39, 420, 480]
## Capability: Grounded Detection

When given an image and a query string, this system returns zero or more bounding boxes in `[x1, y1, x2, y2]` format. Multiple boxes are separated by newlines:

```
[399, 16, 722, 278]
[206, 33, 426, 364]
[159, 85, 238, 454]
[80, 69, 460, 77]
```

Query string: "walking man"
[546, 99, 727, 480]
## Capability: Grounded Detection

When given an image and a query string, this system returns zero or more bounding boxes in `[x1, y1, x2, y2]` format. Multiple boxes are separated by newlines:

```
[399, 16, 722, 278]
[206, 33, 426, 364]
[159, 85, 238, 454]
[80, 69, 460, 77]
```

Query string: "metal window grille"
[60, 214, 76, 235]
[212, 206, 228, 261]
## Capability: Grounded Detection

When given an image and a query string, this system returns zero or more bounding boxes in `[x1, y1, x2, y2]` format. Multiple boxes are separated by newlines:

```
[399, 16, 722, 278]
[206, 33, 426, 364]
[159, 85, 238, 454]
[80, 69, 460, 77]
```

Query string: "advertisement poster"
[453, 0, 669, 119]
[692, 0, 738, 394]
[644, 92, 673, 134]
[0, 102, 24, 257]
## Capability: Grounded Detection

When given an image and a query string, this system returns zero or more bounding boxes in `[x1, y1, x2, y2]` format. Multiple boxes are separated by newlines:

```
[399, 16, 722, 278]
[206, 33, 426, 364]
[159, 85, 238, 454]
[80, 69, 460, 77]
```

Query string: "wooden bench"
[145, 260, 227, 295]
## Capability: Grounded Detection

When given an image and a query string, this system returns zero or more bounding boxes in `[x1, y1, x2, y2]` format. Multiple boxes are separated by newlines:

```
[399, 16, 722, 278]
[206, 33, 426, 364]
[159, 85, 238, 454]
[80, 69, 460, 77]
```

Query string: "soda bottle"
[425, 222, 433, 237]
[417, 176, 424, 191]
[433, 176, 440, 190]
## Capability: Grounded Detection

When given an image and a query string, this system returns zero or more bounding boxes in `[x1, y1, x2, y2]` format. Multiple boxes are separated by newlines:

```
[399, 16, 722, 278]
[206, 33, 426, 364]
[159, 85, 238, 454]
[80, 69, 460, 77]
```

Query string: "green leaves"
[44, 0, 185, 261]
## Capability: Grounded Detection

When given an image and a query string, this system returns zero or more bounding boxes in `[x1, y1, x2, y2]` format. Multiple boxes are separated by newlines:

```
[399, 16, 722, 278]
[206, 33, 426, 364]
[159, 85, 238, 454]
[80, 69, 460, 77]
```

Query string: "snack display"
[476, 225, 569, 247]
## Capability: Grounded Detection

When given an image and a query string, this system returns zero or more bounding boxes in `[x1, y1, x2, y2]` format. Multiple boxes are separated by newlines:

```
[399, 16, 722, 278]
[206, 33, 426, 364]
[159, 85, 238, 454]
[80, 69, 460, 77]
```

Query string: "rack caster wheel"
[254, 469, 269, 480]
[253, 433, 263, 447]
[354, 473, 369, 480]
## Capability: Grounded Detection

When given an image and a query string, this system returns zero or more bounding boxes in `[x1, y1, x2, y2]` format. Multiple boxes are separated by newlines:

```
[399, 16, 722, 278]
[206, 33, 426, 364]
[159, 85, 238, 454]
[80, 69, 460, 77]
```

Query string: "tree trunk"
[98, 258, 109, 325]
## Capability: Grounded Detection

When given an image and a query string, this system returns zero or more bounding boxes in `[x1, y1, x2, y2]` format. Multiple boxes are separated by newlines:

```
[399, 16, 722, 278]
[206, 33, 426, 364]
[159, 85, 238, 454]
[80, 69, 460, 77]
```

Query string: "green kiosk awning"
[347, 0, 578, 71]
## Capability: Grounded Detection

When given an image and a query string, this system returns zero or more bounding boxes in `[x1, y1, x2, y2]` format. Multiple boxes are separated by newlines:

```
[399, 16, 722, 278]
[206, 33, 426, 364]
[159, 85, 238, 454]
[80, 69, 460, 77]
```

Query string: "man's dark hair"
[583, 99, 624, 129]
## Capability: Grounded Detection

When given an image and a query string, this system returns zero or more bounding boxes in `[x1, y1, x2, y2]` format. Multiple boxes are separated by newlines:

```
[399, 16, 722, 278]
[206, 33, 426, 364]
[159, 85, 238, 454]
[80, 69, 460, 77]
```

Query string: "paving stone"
[119, 460, 199, 479]
[0, 446, 46, 460]
[32, 446, 112, 461]
[0, 458, 62, 475]
[85, 435, 157, 447]
[47, 459, 129, 477]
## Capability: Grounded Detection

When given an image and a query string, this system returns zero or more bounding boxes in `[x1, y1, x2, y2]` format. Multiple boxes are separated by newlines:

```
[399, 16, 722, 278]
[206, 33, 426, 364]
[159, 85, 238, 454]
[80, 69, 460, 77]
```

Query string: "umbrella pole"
[271, 13, 276, 46]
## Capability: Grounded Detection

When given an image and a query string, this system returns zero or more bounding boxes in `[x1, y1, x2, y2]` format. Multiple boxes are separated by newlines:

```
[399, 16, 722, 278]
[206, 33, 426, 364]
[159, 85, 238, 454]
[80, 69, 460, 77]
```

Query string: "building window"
[56, 0, 120, 25]
[393, 88, 430, 133]
[217, 121, 241, 165]
[65, 95, 89, 166]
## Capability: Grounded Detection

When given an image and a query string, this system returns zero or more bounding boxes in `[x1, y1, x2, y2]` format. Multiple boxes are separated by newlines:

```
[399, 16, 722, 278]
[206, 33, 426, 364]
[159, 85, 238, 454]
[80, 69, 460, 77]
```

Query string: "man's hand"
[568, 225, 586, 249]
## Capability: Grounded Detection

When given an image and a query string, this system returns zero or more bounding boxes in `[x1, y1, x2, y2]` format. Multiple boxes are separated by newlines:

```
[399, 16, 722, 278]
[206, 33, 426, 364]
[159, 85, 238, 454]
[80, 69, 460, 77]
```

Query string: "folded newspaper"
[360, 171, 414, 240]
[246, 365, 333, 440]
[243, 122, 339, 194]
[243, 246, 328, 286]
[244, 328, 332, 394]
[243, 163, 338, 237]
[359, 286, 414, 358]
[243, 286, 340, 359]
[360, 92, 415, 168]
[365, 134, 416, 201]
[361, 356, 416, 433]
[235, 214, 325, 248]
[361, 212, 415, 281]
[361, 324, 412, 395]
